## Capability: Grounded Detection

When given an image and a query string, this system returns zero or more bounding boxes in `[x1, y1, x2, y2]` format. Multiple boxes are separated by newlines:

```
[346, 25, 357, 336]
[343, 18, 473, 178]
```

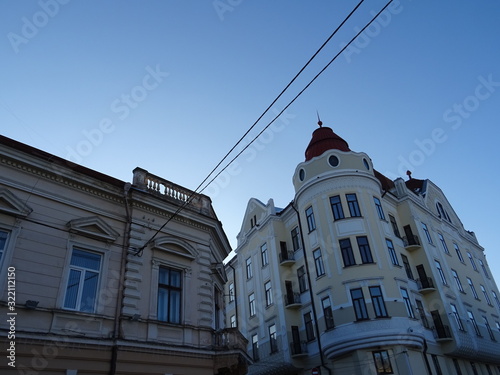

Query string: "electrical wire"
[136, 0, 393, 254]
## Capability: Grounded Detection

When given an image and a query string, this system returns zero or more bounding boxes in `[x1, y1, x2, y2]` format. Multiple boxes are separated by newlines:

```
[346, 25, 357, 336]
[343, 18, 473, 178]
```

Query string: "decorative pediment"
[0, 188, 33, 217]
[67, 216, 120, 242]
[152, 236, 197, 260]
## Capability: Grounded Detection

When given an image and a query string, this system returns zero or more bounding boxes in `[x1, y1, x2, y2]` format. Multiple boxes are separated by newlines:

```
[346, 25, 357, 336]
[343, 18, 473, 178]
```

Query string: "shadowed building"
[0, 135, 249, 375]
[226, 122, 500, 375]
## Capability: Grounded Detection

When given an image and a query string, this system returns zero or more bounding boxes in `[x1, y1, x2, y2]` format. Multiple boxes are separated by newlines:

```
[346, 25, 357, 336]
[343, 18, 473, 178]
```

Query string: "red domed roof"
[305, 125, 350, 161]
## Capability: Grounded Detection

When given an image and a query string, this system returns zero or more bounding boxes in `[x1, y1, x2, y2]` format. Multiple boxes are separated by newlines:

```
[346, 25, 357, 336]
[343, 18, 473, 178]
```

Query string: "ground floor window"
[372, 350, 393, 374]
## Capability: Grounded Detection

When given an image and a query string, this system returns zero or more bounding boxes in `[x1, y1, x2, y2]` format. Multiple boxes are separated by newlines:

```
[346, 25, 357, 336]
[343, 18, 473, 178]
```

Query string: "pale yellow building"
[0, 135, 249, 374]
[226, 123, 500, 375]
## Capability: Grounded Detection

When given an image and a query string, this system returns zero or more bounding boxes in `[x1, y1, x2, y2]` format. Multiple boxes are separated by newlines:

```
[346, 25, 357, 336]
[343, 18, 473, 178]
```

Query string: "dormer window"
[436, 202, 451, 223]
[250, 215, 257, 228]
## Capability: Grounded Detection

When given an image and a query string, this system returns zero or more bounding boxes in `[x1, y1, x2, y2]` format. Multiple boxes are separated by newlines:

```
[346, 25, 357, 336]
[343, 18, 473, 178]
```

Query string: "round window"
[328, 155, 339, 167]
[299, 168, 305, 181]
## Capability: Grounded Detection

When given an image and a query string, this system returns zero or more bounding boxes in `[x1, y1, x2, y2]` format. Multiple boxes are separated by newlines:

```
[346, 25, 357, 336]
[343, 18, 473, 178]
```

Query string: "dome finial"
[316, 110, 323, 127]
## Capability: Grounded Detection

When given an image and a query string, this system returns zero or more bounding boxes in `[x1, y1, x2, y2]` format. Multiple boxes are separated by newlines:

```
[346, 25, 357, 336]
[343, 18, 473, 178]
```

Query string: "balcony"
[403, 235, 421, 251]
[433, 324, 453, 341]
[279, 250, 296, 266]
[284, 292, 302, 309]
[417, 277, 436, 294]
[213, 328, 249, 351]
[290, 341, 308, 358]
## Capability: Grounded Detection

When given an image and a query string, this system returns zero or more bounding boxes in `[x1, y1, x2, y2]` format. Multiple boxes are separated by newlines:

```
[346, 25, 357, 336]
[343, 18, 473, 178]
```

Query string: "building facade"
[226, 123, 500, 375]
[0, 135, 249, 375]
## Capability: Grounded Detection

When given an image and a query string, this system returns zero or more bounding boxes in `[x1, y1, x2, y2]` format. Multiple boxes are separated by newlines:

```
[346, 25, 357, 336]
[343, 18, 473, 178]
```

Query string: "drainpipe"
[110, 182, 133, 375]
[422, 339, 432, 375]
[291, 202, 332, 375]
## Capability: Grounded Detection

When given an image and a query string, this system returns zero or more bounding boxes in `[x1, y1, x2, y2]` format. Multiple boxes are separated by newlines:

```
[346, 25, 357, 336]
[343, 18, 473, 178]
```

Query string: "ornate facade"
[226, 123, 500, 375]
[0, 135, 249, 374]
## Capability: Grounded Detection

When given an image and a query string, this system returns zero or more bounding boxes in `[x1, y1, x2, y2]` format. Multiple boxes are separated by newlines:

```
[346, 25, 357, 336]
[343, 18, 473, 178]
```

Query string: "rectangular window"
[346, 193, 361, 217]
[340, 238, 356, 267]
[369, 286, 388, 318]
[63, 248, 102, 313]
[492, 291, 500, 310]
[373, 197, 385, 220]
[421, 222, 433, 244]
[451, 269, 464, 292]
[304, 312, 315, 341]
[351, 288, 369, 320]
[389, 215, 401, 238]
[401, 254, 414, 280]
[357, 236, 374, 264]
[330, 195, 345, 220]
[453, 359, 463, 375]
[400, 287, 415, 318]
[454, 243, 464, 263]
[230, 314, 236, 328]
[467, 277, 479, 299]
[431, 355, 443, 375]
[372, 350, 393, 374]
[252, 334, 259, 361]
[157, 267, 182, 323]
[386, 239, 399, 266]
[496, 321, 500, 333]
[291, 226, 301, 251]
[321, 297, 335, 330]
[248, 293, 256, 317]
[228, 282, 235, 302]
[468, 310, 481, 336]
[297, 266, 308, 293]
[260, 243, 268, 266]
[481, 285, 492, 305]
[265, 281, 273, 306]
[435, 260, 447, 285]
[478, 259, 490, 278]
[450, 303, 464, 331]
[482, 316, 495, 341]
[438, 233, 449, 254]
[269, 324, 278, 353]
[313, 248, 325, 277]
[305, 206, 316, 232]
[467, 252, 478, 271]
[416, 299, 429, 328]
[0, 230, 8, 263]
[246, 257, 253, 279]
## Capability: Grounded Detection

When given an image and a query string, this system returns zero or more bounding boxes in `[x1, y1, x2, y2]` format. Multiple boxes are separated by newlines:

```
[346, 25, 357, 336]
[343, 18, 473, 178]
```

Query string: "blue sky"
[1, 0, 500, 282]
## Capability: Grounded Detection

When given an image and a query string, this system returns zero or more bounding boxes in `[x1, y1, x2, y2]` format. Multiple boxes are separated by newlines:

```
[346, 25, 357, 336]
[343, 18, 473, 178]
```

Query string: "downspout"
[110, 182, 133, 375]
[422, 339, 432, 375]
[291, 202, 332, 375]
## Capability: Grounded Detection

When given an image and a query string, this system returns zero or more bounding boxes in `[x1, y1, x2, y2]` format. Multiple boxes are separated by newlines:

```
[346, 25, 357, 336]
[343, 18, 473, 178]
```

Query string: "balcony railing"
[417, 277, 436, 294]
[132, 167, 212, 216]
[284, 292, 301, 309]
[403, 235, 421, 251]
[290, 340, 308, 357]
[433, 324, 453, 341]
[279, 250, 296, 266]
[213, 328, 249, 351]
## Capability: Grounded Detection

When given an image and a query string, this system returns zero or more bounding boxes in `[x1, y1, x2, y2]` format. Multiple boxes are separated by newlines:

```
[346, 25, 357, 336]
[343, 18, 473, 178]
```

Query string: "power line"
[137, 0, 393, 254]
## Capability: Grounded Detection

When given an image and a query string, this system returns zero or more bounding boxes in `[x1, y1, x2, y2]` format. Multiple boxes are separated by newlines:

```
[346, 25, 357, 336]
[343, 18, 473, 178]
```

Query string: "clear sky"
[1, 1, 500, 282]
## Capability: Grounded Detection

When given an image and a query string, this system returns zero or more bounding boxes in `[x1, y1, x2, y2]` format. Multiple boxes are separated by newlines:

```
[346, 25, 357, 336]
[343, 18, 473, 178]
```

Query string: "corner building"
[226, 123, 500, 375]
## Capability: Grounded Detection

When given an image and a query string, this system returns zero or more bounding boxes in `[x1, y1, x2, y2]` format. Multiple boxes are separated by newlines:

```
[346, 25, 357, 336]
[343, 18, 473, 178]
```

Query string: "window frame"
[467, 251, 478, 271]
[435, 260, 447, 285]
[401, 254, 414, 280]
[291, 226, 301, 251]
[269, 324, 278, 353]
[400, 287, 415, 318]
[454, 243, 464, 263]
[450, 303, 465, 331]
[339, 238, 356, 267]
[304, 312, 315, 341]
[305, 206, 316, 232]
[451, 269, 464, 292]
[421, 222, 433, 244]
[386, 239, 399, 266]
[63, 247, 103, 313]
[264, 280, 273, 307]
[480, 284, 492, 305]
[373, 197, 386, 220]
[389, 215, 401, 238]
[467, 310, 481, 336]
[330, 195, 345, 220]
[357, 236, 374, 264]
[346, 193, 361, 217]
[157, 266, 183, 324]
[351, 288, 369, 321]
[313, 248, 326, 277]
[297, 266, 308, 293]
[251, 333, 259, 361]
[369, 286, 388, 318]
[372, 350, 394, 374]
[228, 282, 235, 302]
[260, 243, 268, 266]
[321, 296, 335, 330]
[0, 229, 9, 265]
[248, 293, 256, 317]
[467, 277, 479, 299]
[438, 233, 449, 254]
[246, 257, 253, 279]
[478, 259, 490, 279]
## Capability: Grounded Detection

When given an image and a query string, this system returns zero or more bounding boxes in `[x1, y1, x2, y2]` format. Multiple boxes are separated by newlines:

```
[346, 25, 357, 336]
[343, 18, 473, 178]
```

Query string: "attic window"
[250, 215, 257, 228]
[436, 202, 451, 223]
